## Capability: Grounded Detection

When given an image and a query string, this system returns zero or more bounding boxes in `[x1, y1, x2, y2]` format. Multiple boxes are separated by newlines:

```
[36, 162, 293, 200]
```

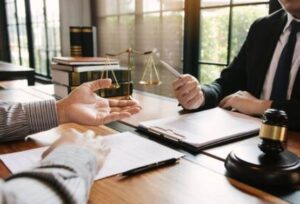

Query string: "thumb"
[86, 79, 112, 92]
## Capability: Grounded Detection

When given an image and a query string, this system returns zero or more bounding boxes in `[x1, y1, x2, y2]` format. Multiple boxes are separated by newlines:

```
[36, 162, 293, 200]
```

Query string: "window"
[96, 0, 272, 97]
[5, 0, 29, 66]
[30, 0, 61, 77]
[5, 0, 61, 79]
[199, 0, 269, 84]
[97, 0, 184, 97]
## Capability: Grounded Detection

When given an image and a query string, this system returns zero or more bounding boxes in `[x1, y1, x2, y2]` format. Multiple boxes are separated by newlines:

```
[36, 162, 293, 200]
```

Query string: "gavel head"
[258, 109, 288, 155]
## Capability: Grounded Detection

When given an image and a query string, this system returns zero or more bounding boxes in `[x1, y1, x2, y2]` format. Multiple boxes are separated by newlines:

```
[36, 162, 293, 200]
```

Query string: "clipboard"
[137, 107, 261, 153]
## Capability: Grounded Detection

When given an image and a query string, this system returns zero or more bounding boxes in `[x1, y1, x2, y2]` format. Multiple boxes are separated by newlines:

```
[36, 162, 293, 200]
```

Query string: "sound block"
[225, 146, 300, 188]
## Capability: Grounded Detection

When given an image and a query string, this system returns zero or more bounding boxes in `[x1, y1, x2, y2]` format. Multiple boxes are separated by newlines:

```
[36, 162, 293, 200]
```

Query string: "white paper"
[140, 107, 261, 147]
[0, 132, 184, 180]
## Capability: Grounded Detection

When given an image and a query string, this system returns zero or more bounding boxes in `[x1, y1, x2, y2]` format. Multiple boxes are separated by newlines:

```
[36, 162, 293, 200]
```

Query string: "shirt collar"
[283, 12, 300, 33]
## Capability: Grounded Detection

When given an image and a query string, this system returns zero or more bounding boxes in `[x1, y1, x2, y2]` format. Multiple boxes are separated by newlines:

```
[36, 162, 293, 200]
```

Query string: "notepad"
[0, 132, 184, 180]
[138, 107, 261, 153]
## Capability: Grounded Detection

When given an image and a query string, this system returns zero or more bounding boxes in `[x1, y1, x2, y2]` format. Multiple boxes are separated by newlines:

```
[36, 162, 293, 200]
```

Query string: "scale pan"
[139, 80, 162, 86]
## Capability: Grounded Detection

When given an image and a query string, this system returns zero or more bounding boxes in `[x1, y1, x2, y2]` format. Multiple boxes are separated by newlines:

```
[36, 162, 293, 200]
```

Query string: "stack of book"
[51, 56, 133, 99]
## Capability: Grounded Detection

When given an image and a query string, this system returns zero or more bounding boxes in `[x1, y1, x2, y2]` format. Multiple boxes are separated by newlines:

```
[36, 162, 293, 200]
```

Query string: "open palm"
[56, 79, 141, 125]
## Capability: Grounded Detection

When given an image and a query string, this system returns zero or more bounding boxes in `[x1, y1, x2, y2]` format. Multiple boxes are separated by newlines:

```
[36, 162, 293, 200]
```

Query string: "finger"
[221, 101, 231, 110]
[84, 130, 96, 139]
[42, 147, 53, 159]
[186, 93, 203, 109]
[96, 112, 131, 125]
[104, 112, 131, 124]
[68, 128, 83, 137]
[108, 99, 138, 107]
[186, 89, 203, 105]
[237, 90, 243, 95]
[183, 80, 199, 94]
[243, 91, 256, 99]
[220, 98, 234, 110]
[219, 94, 233, 107]
[96, 139, 111, 155]
[177, 81, 199, 99]
[129, 97, 141, 106]
[94, 140, 111, 171]
[184, 74, 197, 82]
[172, 78, 185, 91]
[85, 79, 112, 92]
[122, 107, 141, 115]
[181, 86, 199, 104]
[110, 104, 141, 112]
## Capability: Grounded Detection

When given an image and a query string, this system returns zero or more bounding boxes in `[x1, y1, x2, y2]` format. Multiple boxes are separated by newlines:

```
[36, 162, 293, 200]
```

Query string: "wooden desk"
[0, 123, 286, 204]
[0, 61, 35, 86]
[0, 84, 291, 203]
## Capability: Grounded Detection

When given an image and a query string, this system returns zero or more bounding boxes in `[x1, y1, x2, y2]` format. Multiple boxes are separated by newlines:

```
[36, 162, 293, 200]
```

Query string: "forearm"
[0, 100, 58, 142]
[0, 145, 97, 204]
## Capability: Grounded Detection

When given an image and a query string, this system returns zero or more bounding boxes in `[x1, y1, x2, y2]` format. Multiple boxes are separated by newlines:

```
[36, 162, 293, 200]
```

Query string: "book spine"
[81, 26, 97, 57]
[70, 26, 82, 57]
[52, 69, 93, 86]
[51, 63, 73, 72]
[73, 64, 120, 72]
[70, 72, 92, 86]
[54, 81, 132, 99]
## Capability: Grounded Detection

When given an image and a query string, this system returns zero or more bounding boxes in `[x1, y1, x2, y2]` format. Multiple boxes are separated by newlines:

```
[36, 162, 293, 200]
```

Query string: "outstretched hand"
[56, 79, 141, 125]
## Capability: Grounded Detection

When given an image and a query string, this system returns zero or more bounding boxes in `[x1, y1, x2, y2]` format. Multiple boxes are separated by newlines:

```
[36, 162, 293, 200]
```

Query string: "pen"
[120, 158, 179, 177]
[160, 60, 181, 78]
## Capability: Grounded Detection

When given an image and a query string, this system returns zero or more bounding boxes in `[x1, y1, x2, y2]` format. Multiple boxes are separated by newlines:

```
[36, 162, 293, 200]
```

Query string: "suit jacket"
[201, 9, 300, 130]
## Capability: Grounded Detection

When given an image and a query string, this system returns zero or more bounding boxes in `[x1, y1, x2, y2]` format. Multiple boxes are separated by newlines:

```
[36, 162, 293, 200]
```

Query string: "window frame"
[184, 0, 281, 83]
[4, 0, 61, 80]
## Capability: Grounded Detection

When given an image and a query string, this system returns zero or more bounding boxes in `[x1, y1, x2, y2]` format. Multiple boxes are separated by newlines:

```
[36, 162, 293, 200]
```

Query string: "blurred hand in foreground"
[42, 128, 110, 171]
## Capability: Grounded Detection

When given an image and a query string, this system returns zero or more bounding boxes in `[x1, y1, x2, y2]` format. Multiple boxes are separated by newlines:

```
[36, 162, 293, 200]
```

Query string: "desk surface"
[0, 62, 35, 85]
[0, 83, 294, 203]
[0, 61, 34, 72]
[0, 123, 285, 204]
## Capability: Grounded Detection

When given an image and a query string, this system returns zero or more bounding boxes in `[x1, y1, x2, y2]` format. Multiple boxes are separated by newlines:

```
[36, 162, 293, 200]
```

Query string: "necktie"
[270, 20, 300, 100]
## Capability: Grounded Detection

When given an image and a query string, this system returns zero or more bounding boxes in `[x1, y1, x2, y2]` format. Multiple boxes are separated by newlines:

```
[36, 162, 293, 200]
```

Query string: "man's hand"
[219, 91, 272, 115]
[42, 129, 110, 171]
[56, 79, 141, 125]
[172, 74, 204, 110]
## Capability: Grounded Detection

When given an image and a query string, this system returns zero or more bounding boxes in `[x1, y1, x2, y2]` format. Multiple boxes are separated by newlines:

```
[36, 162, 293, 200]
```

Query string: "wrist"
[256, 100, 272, 115]
[56, 100, 68, 124]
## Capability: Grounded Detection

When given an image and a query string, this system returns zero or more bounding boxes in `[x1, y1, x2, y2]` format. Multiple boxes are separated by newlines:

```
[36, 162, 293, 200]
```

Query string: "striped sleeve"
[0, 145, 98, 204]
[0, 100, 59, 142]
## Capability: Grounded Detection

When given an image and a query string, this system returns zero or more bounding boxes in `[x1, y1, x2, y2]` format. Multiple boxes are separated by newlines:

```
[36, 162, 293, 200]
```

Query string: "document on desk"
[0, 132, 184, 180]
[138, 107, 261, 152]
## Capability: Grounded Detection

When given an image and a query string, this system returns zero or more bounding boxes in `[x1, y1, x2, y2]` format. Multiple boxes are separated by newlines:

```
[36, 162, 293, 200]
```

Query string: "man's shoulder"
[255, 9, 286, 26]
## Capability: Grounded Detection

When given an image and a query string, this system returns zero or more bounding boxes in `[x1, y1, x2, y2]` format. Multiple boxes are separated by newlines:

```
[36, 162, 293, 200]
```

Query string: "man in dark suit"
[172, 0, 300, 130]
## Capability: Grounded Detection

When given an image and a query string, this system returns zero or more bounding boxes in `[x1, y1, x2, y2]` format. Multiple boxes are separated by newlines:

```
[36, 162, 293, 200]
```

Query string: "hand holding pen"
[160, 60, 205, 110]
[160, 60, 182, 78]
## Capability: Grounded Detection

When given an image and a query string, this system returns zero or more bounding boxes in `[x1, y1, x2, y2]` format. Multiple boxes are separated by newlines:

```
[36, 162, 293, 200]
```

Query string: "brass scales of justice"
[102, 48, 162, 99]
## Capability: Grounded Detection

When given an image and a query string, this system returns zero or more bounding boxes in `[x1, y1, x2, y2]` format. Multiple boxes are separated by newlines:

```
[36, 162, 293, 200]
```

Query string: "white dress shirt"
[261, 12, 300, 100]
